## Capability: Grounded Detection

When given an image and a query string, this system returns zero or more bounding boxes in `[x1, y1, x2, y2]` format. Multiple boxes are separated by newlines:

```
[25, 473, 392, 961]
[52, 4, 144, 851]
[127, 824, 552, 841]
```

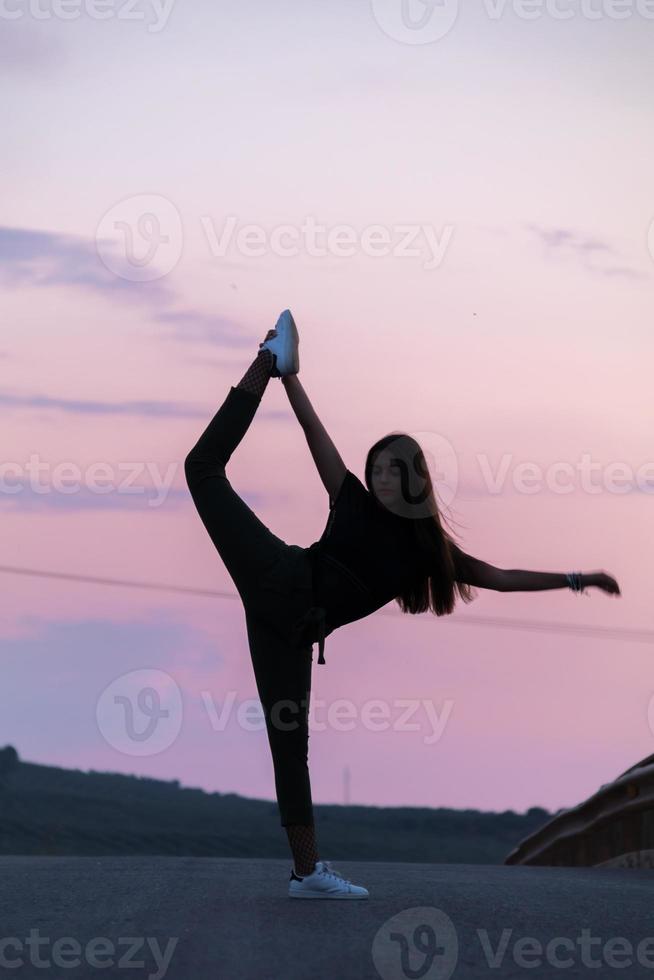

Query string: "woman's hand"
[585, 571, 621, 596]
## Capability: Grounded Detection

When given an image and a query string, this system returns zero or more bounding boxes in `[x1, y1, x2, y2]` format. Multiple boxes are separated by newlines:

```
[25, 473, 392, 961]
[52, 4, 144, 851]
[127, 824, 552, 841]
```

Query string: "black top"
[298, 469, 445, 663]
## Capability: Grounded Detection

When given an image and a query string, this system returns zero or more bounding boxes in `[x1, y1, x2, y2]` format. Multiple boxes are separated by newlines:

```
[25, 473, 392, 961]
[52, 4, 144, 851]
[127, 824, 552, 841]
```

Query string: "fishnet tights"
[235, 349, 276, 400]
[285, 823, 320, 877]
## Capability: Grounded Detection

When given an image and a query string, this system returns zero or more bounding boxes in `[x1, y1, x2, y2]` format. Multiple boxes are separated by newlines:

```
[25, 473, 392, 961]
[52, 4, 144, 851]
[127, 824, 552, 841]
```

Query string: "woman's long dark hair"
[364, 432, 477, 616]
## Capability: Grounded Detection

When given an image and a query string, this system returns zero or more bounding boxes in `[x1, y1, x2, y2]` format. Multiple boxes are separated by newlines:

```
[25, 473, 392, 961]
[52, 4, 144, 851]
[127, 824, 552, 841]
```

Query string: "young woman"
[184, 310, 621, 900]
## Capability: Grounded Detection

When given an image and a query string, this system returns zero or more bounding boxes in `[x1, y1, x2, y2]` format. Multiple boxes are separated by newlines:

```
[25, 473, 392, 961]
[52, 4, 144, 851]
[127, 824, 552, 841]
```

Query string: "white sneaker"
[260, 309, 299, 377]
[288, 860, 369, 900]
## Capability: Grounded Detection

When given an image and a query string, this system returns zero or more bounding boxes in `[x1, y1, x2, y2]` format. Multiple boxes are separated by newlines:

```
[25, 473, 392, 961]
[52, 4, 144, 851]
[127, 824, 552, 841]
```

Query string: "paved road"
[2, 856, 654, 979]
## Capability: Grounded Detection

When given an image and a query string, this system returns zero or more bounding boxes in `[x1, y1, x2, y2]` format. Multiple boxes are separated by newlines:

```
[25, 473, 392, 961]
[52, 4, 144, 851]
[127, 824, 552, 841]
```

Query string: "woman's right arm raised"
[282, 374, 346, 503]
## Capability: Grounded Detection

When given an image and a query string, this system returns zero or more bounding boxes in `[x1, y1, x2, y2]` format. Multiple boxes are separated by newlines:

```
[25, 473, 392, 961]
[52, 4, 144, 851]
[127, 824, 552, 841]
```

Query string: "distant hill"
[0, 745, 553, 863]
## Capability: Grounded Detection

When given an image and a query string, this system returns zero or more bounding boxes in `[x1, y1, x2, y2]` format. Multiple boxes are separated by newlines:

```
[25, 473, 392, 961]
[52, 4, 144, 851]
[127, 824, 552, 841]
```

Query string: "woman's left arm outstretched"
[499, 567, 621, 596]
[452, 546, 621, 596]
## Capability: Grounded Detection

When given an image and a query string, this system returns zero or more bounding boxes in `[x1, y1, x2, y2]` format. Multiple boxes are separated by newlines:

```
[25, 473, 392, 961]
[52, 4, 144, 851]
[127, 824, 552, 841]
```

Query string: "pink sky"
[2, 0, 654, 816]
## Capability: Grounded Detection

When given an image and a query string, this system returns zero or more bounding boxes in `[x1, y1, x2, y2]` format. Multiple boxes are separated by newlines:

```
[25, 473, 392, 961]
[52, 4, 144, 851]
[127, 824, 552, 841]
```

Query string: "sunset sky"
[2, 0, 653, 819]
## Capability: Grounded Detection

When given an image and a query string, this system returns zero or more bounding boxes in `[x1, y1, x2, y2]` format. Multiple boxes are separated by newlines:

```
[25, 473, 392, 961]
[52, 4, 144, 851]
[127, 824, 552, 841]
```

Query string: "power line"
[0, 562, 650, 644]
[432, 611, 653, 644]
[0, 564, 232, 599]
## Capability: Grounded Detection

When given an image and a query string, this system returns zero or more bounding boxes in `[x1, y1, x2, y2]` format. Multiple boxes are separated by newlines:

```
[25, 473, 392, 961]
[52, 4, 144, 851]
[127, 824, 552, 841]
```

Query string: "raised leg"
[184, 355, 284, 604]
[236, 347, 276, 399]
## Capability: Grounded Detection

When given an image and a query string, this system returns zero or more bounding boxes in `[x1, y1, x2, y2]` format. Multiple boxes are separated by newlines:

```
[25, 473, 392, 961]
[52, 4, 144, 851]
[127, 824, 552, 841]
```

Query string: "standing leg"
[285, 825, 320, 877]
[244, 611, 320, 874]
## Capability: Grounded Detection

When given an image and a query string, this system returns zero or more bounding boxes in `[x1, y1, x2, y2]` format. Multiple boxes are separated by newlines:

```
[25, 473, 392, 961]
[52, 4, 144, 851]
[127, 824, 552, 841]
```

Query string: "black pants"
[184, 384, 316, 827]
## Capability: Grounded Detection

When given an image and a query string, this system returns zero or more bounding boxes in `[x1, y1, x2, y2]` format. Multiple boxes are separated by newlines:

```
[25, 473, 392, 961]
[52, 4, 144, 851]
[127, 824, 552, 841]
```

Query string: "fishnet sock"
[285, 824, 320, 877]
[235, 349, 276, 399]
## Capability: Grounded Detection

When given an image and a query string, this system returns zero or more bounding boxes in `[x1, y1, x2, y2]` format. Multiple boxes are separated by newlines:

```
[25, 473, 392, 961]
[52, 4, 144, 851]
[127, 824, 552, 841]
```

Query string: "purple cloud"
[0, 224, 261, 348]
[0, 225, 174, 304]
[0, 388, 293, 423]
[524, 223, 648, 280]
[0, 390, 206, 418]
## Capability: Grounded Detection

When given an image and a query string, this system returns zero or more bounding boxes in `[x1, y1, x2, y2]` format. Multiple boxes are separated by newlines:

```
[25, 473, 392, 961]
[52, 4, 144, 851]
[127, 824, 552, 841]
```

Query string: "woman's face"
[370, 450, 402, 507]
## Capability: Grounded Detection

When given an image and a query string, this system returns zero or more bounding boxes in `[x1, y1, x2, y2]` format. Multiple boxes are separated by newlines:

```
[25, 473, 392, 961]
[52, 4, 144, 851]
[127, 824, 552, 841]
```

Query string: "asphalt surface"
[2, 856, 654, 979]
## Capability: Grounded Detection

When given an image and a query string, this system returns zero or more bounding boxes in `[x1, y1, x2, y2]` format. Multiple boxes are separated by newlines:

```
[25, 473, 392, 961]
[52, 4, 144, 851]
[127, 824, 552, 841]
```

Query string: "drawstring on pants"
[292, 606, 327, 665]
[291, 547, 328, 665]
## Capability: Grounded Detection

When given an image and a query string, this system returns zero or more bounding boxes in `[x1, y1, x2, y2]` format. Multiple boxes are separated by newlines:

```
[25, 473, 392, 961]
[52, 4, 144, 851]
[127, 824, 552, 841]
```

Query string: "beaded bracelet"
[566, 571, 587, 595]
